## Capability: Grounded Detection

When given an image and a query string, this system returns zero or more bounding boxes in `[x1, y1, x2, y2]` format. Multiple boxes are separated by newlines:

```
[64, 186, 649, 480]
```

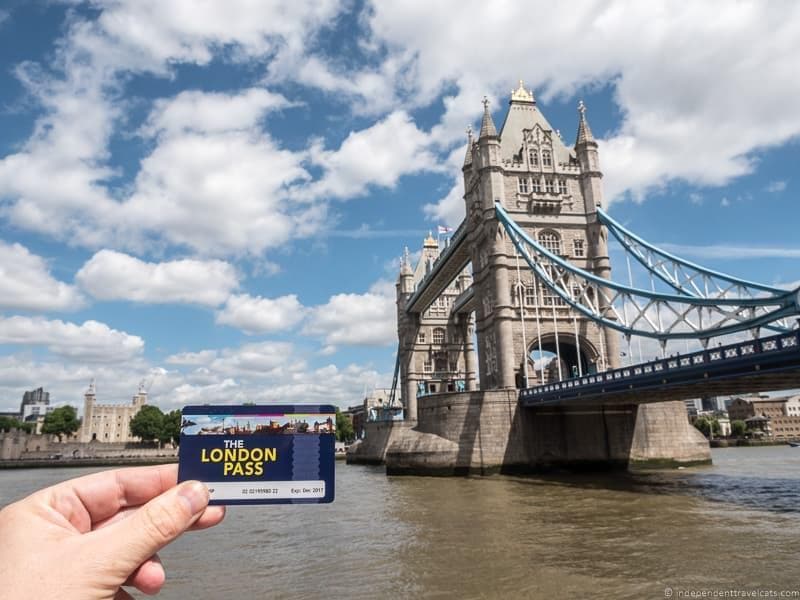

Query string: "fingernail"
[178, 481, 209, 515]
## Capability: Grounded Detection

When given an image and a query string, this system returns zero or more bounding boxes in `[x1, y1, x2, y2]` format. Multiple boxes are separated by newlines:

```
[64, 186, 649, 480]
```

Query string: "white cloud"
[304, 280, 396, 348]
[765, 180, 788, 193]
[270, 54, 405, 116]
[92, 0, 343, 70]
[122, 126, 313, 255]
[0, 241, 84, 311]
[0, 54, 122, 247]
[0, 4, 338, 256]
[141, 88, 293, 138]
[423, 144, 470, 225]
[358, 1, 800, 210]
[0, 316, 144, 362]
[76, 250, 238, 306]
[215, 294, 305, 334]
[159, 361, 387, 408]
[304, 111, 440, 200]
[0, 340, 390, 413]
[209, 341, 301, 378]
[0, 355, 154, 412]
[164, 350, 219, 366]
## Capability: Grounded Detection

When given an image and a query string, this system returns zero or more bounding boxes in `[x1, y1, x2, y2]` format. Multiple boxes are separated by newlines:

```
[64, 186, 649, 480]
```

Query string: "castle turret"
[398, 246, 414, 295]
[462, 126, 474, 171]
[133, 380, 148, 407]
[80, 380, 96, 443]
[476, 97, 502, 214]
[575, 100, 602, 212]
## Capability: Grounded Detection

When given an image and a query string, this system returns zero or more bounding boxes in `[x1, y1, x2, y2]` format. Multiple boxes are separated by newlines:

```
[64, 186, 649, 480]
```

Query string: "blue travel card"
[177, 404, 336, 505]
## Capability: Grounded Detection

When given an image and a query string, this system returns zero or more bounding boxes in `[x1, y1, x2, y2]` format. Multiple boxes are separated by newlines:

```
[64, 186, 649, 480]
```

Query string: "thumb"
[96, 480, 209, 575]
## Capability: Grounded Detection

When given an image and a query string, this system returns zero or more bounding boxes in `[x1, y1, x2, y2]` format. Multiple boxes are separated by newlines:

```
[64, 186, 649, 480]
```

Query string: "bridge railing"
[519, 329, 800, 405]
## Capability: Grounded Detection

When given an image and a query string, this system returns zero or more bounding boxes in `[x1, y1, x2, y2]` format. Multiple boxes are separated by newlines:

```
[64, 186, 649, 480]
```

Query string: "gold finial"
[510, 80, 535, 103]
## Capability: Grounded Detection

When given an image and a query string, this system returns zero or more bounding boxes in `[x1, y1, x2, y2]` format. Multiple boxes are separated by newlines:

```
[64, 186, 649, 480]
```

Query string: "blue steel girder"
[496, 203, 800, 341]
[597, 206, 786, 299]
[405, 219, 471, 314]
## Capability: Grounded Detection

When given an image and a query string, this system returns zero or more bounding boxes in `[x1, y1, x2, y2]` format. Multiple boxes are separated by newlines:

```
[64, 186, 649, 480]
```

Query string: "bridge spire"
[462, 125, 474, 168]
[575, 99, 596, 146]
[510, 79, 535, 104]
[479, 96, 498, 138]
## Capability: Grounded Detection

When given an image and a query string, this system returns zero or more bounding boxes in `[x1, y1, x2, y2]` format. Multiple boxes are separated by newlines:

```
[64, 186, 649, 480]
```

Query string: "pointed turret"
[575, 100, 596, 147]
[478, 96, 498, 138]
[575, 99, 604, 211]
[400, 246, 412, 275]
[398, 246, 414, 294]
[462, 126, 474, 169]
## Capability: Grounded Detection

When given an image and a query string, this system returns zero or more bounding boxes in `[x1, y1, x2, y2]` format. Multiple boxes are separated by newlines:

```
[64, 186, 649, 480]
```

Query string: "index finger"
[44, 464, 179, 532]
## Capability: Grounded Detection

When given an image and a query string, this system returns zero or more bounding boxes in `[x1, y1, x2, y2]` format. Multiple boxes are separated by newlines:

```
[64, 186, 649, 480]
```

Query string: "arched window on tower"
[529, 149, 539, 167]
[542, 149, 552, 167]
[432, 327, 446, 345]
[524, 286, 537, 306]
[538, 231, 562, 255]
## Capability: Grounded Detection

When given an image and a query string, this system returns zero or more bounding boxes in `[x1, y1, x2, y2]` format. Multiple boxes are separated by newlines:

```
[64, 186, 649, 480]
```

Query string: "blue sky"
[0, 1, 799, 412]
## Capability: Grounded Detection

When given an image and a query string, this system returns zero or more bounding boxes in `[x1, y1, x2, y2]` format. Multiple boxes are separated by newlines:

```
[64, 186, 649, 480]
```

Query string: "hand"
[0, 464, 225, 599]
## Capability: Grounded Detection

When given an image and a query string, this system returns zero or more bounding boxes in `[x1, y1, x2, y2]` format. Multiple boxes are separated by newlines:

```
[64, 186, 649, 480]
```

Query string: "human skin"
[0, 464, 225, 599]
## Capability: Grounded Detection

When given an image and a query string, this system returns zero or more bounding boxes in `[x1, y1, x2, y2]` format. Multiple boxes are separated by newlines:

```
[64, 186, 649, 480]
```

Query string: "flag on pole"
[437, 225, 453, 235]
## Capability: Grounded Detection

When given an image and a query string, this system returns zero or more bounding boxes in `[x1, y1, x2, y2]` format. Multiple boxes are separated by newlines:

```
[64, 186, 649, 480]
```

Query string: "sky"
[0, 0, 799, 413]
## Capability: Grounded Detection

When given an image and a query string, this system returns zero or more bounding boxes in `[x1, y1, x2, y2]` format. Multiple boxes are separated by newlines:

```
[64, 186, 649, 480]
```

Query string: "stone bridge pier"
[348, 391, 710, 475]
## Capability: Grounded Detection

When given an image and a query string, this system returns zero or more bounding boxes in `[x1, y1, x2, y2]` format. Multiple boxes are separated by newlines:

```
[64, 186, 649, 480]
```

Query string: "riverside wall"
[0, 430, 178, 464]
[349, 392, 710, 475]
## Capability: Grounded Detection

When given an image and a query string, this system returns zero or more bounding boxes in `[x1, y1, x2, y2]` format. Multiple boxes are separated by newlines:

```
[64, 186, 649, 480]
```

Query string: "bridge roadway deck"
[519, 330, 800, 407]
[405, 219, 470, 314]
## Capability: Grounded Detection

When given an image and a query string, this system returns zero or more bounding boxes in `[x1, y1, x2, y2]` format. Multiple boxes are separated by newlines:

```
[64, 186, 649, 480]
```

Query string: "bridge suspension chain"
[496, 203, 800, 343]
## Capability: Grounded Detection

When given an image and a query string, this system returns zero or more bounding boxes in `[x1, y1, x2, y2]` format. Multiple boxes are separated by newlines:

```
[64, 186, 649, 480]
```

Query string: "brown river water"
[1, 446, 799, 599]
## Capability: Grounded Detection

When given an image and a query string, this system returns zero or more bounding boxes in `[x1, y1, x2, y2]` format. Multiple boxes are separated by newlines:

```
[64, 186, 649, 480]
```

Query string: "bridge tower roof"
[462, 126, 474, 168]
[498, 80, 575, 165]
[478, 97, 498, 138]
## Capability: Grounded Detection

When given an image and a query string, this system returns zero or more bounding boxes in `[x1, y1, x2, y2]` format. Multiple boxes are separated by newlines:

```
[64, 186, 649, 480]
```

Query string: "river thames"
[1, 446, 799, 599]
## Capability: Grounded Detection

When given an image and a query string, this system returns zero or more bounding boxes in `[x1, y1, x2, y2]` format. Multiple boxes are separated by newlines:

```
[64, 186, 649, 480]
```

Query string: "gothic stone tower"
[396, 239, 476, 421]
[463, 82, 621, 390]
[370, 82, 708, 473]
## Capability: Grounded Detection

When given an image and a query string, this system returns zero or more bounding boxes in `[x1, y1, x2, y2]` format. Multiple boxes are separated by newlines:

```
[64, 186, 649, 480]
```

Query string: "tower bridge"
[348, 81, 800, 475]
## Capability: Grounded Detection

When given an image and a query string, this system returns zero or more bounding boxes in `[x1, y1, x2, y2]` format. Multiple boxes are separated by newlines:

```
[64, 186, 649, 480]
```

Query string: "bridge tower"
[463, 82, 620, 391]
[396, 239, 475, 422]
[361, 81, 709, 475]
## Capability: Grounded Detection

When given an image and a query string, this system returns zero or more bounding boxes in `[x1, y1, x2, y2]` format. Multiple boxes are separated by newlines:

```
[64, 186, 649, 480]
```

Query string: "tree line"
[0, 406, 81, 439]
[693, 417, 748, 438]
[2, 405, 355, 445]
